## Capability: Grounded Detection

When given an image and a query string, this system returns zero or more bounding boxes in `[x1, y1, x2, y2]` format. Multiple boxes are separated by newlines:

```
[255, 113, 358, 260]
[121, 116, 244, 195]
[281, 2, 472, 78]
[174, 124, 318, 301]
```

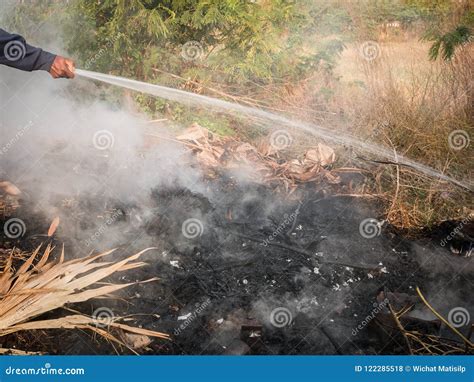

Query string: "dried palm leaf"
[47, 217, 60, 237]
[0, 244, 169, 346]
[0, 348, 44, 355]
[0, 248, 28, 270]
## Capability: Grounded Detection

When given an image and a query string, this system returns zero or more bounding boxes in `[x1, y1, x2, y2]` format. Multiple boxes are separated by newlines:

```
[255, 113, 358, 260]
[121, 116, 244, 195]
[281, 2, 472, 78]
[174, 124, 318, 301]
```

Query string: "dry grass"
[0, 196, 20, 219]
[224, 38, 472, 228]
[389, 287, 473, 355]
[0, 244, 169, 353]
[333, 40, 473, 228]
[143, 33, 469, 230]
[0, 248, 29, 270]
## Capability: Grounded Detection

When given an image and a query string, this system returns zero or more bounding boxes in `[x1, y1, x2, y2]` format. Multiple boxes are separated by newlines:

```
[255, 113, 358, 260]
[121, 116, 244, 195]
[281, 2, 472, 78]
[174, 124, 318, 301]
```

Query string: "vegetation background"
[4, 0, 473, 229]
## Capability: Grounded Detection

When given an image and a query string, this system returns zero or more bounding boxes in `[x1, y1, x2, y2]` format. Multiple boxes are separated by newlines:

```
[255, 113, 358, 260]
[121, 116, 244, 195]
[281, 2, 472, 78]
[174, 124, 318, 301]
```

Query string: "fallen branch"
[388, 303, 413, 355]
[0, 348, 44, 355]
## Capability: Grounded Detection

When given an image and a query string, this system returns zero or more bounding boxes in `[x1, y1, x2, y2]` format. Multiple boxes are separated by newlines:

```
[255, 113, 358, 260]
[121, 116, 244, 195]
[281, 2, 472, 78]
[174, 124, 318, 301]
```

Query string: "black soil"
[1, 176, 472, 355]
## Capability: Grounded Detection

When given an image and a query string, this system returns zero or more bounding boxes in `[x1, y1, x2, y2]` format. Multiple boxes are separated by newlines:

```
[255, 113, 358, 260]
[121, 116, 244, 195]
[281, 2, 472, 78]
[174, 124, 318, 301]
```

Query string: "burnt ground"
[1, 174, 473, 355]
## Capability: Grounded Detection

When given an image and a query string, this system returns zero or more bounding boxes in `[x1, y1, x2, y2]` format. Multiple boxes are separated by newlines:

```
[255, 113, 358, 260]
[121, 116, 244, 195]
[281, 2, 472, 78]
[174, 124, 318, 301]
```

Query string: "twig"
[416, 287, 473, 348]
[388, 303, 414, 355]
[356, 156, 420, 169]
[145, 118, 168, 123]
[0, 348, 44, 355]
[145, 133, 202, 150]
[151, 68, 278, 111]
[386, 143, 400, 219]
[406, 332, 433, 354]
[232, 232, 382, 271]
[311, 194, 386, 205]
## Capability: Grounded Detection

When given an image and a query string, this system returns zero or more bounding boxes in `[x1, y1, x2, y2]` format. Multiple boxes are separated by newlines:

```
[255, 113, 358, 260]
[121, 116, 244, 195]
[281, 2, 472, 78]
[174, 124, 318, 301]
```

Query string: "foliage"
[59, 0, 300, 81]
[427, 25, 472, 60]
[3, 0, 472, 228]
[296, 38, 345, 76]
[416, 1, 474, 61]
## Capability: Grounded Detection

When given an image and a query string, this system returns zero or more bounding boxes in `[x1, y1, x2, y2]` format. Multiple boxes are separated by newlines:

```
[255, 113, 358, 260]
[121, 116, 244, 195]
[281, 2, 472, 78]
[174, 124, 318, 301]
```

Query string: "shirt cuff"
[37, 51, 56, 71]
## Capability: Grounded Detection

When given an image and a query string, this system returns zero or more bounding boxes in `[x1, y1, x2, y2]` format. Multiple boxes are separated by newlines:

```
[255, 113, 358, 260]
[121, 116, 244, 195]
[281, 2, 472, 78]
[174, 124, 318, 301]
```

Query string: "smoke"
[75, 69, 473, 191]
[1, 4, 472, 356]
[0, 62, 209, 254]
[0, 5, 265, 260]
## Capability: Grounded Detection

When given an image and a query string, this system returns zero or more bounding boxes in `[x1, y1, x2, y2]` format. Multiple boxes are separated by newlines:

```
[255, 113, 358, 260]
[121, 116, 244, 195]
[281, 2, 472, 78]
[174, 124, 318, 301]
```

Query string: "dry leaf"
[305, 143, 336, 167]
[324, 171, 341, 184]
[0, 245, 169, 344]
[0, 348, 44, 355]
[176, 123, 209, 142]
[0, 181, 21, 196]
[47, 217, 60, 237]
[197, 150, 219, 166]
[120, 332, 152, 349]
[173, 125, 339, 192]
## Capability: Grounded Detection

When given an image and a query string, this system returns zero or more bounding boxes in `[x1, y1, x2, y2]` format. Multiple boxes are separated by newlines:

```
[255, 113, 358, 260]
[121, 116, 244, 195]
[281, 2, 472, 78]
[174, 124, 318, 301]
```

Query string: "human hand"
[49, 55, 75, 79]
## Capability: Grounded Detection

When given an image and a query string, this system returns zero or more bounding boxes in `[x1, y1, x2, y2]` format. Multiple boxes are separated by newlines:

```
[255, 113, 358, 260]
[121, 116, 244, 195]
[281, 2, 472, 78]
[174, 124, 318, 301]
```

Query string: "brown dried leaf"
[197, 150, 220, 166]
[47, 217, 60, 237]
[1, 314, 168, 342]
[120, 332, 152, 349]
[176, 123, 209, 143]
[0, 245, 169, 346]
[0, 348, 43, 355]
[0, 181, 21, 196]
[324, 171, 341, 184]
[305, 143, 336, 167]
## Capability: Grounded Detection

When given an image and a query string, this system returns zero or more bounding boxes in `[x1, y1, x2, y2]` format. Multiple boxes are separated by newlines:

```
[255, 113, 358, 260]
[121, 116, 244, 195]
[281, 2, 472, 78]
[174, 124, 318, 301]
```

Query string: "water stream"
[75, 69, 471, 191]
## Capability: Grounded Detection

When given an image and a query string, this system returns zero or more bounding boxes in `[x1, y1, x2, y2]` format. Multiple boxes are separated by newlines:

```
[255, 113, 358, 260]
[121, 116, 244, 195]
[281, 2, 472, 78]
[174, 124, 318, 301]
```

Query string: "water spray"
[75, 69, 472, 191]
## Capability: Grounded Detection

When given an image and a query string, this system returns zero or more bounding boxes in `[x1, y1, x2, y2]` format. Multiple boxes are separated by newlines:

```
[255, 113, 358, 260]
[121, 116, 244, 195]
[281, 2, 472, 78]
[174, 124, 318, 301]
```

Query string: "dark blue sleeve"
[0, 28, 56, 72]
